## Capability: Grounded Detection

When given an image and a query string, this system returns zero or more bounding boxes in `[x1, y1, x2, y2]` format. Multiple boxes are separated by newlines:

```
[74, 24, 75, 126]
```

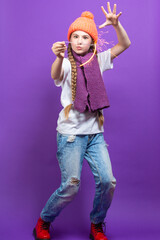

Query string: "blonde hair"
[64, 43, 104, 126]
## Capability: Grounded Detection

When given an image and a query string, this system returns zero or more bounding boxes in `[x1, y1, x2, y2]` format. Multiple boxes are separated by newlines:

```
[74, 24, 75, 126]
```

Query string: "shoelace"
[40, 221, 50, 230]
[94, 222, 106, 233]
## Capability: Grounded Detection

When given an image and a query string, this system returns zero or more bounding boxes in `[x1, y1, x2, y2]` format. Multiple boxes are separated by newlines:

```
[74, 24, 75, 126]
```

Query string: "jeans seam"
[86, 150, 103, 211]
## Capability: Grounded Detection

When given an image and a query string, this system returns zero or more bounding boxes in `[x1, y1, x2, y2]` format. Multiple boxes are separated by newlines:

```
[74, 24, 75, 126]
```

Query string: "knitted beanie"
[67, 11, 98, 43]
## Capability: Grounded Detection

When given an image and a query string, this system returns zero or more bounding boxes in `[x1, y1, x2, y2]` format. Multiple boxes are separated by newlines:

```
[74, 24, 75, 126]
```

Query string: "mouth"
[76, 46, 82, 50]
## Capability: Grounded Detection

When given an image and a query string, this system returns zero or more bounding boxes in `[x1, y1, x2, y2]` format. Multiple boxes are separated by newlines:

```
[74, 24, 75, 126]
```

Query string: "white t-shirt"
[54, 49, 113, 135]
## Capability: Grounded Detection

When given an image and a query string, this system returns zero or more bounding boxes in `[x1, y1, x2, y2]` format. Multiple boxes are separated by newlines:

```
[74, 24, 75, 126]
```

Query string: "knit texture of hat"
[67, 11, 98, 43]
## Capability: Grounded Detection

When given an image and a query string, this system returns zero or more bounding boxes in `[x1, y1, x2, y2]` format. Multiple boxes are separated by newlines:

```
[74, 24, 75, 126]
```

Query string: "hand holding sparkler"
[99, 2, 122, 28]
[51, 41, 67, 58]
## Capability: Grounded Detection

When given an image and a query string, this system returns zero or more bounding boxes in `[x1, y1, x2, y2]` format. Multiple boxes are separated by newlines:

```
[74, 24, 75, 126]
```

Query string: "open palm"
[99, 2, 122, 28]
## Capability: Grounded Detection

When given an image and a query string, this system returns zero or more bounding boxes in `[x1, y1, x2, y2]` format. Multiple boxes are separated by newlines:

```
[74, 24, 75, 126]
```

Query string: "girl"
[33, 2, 131, 240]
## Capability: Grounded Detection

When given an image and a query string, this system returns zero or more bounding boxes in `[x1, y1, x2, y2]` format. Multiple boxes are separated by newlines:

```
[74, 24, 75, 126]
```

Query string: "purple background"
[1, 0, 160, 239]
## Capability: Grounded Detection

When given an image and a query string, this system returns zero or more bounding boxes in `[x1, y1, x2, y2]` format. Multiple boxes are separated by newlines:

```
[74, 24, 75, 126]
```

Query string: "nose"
[77, 37, 82, 45]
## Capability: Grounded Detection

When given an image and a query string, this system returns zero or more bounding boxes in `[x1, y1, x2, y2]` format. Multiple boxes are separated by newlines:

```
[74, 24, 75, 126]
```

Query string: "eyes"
[73, 35, 90, 40]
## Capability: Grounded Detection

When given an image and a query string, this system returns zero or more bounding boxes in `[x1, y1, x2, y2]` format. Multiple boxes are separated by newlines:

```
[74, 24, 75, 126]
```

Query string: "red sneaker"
[90, 222, 108, 240]
[33, 217, 51, 240]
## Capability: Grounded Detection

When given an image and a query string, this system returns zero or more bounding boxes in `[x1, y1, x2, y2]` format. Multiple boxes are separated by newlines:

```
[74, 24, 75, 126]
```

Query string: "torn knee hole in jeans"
[70, 177, 80, 185]
[67, 135, 76, 142]
[105, 141, 109, 148]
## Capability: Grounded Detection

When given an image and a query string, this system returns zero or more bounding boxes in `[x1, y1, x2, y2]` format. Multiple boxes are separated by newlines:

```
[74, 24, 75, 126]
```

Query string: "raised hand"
[51, 41, 67, 58]
[99, 2, 122, 28]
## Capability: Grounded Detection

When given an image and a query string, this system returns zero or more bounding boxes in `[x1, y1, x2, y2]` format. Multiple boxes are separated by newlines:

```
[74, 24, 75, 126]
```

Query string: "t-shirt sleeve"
[54, 58, 70, 87]
[98, 48, 113, 73]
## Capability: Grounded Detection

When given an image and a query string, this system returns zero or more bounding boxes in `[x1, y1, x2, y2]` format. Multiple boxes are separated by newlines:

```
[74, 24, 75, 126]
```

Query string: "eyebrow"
[72, 33, 89, 37]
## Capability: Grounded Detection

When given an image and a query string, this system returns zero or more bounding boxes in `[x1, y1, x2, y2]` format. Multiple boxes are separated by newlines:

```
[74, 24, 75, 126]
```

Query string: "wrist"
[57, 55, 64, 60]
[113, 21, 120, 28]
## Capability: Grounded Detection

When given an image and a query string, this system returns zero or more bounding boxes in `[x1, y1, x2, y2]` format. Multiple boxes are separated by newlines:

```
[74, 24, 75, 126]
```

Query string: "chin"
[75, 49, 88, 55]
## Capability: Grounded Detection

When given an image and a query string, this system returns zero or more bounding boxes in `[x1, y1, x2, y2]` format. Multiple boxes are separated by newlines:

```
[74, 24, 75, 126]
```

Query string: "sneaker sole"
[33, 228, 50, 240]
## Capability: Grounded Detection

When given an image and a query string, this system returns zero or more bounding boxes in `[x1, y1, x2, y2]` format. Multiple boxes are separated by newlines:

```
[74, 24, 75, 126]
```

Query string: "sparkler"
[65, 30, 118, 67]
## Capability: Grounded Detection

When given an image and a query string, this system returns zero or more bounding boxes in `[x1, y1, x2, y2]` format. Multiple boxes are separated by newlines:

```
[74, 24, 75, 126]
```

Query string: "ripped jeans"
[40, 132, 116, 224]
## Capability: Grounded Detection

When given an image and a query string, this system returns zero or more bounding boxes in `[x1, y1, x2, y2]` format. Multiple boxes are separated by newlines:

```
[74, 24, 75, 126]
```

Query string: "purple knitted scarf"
[72, 50, 110, 113]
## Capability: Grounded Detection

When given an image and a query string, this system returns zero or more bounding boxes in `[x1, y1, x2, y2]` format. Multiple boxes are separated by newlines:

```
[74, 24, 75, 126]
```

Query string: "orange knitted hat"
[67, 11, 98, 43]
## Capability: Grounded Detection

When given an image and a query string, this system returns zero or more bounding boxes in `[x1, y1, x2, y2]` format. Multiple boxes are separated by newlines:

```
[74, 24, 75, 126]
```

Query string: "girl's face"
[70, 30, 92, 55]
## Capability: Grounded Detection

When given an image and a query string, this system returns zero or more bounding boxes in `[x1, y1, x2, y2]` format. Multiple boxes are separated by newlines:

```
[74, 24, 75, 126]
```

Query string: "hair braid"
[64, 43, 77, 119]
[67, 43, 77, 102]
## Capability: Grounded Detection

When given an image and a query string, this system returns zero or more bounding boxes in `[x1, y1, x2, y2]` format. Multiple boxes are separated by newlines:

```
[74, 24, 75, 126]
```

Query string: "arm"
[51, 41, 67, 80]
[51, 56, 64, 80]
[111, 21, 131, 60]
[99, 2, 131, 61]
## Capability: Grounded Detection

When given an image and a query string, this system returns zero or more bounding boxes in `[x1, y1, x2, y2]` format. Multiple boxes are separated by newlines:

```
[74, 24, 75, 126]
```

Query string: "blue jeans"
[41, 132, 116, 224]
